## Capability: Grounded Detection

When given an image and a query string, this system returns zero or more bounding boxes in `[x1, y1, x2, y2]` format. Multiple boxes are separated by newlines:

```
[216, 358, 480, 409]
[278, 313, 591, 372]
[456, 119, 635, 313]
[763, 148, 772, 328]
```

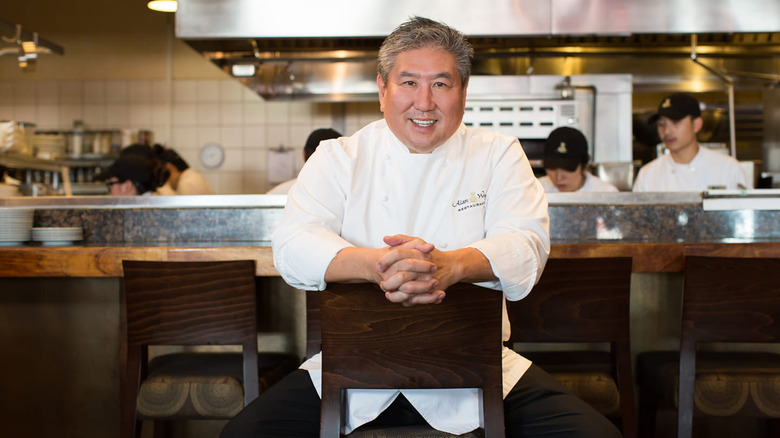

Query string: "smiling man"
[633, 93, 749, 192]
[222, 16, 621, 438]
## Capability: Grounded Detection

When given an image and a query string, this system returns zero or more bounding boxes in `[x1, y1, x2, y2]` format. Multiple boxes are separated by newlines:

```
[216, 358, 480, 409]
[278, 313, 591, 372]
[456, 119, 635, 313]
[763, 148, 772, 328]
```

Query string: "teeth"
[411, 119, 436, 127]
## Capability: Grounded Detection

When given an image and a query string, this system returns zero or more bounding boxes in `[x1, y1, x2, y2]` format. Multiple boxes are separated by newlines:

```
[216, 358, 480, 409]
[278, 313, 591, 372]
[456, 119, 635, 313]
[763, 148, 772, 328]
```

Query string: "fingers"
[385, 290, 446, 306]
[383, 234, 434, 253]
[377, 250, 436, 275]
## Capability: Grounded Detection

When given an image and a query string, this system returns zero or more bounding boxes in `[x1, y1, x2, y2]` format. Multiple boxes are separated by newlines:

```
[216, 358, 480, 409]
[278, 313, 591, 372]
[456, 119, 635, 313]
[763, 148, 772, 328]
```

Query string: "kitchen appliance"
[465, 75, 633, 173]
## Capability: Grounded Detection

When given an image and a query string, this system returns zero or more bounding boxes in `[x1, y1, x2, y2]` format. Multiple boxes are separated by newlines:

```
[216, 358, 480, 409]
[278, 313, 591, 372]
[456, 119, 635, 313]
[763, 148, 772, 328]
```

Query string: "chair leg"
[321, 386, 343, 438]
[122, 347, 143, 438]
[637, 391, 658, 438]
[482, 386, 505, 438]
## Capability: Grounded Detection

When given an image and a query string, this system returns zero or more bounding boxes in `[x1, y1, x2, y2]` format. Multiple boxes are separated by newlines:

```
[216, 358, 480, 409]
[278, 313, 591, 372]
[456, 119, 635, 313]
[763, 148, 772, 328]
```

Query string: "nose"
[414, 86, 435, 113]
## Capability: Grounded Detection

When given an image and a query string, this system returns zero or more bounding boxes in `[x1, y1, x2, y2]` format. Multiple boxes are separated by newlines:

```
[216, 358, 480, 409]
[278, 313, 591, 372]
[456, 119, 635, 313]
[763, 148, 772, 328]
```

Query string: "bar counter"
[1, 192, 779, 437]
[2, 239, 780, 278]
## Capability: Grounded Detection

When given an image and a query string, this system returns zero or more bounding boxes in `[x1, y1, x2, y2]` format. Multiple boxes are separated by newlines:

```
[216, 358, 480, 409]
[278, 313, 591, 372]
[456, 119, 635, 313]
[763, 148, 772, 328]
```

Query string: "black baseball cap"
[543, 127, 589, 172]
[649, 93, 701, 123]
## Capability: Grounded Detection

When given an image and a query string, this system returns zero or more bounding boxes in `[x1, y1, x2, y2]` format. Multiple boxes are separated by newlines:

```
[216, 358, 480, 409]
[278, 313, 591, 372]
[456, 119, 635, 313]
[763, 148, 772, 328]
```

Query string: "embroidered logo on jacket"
[452, 191, 486, 212]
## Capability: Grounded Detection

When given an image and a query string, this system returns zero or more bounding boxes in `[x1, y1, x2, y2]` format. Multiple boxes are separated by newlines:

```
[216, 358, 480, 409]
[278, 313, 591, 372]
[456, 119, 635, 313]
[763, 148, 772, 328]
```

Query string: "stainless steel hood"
[177, 0, 780, 101]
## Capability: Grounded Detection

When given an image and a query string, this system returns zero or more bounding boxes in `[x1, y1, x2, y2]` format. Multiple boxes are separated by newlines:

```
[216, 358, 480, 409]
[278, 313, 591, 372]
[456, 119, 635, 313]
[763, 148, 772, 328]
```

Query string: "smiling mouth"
[411, 118, 437, 127]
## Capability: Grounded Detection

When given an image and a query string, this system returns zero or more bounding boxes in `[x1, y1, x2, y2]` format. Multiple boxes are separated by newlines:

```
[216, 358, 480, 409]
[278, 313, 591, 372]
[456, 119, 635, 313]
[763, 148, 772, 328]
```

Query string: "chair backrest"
[504, 257, 636, 438]
[505, 257, 632, 344]
[319, 282, 505, 437]
[677, 255, 780, 438]
[121, 260, 259, 437]
[681, 255, 780, 345]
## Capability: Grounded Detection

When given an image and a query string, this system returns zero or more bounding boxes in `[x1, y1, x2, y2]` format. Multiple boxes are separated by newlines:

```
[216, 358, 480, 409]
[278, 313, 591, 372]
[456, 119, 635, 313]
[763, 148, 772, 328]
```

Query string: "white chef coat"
[633, 146, 749, 192]
[272, 119, 550, 435]
[538, 172, 619, 193]
[176, 168, 215, 195]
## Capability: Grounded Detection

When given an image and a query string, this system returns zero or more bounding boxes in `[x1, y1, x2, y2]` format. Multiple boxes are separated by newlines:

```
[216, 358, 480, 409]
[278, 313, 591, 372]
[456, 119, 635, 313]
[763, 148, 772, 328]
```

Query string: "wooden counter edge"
[1, 242, 777, 277]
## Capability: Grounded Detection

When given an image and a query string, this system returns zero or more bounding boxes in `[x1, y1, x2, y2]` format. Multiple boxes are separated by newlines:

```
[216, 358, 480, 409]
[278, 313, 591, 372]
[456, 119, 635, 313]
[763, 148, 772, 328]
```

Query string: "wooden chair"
[637, 255, 780, 438]
[121, 260, 298, 438]
[318, 282, 505, 437]
[504, 257, 637, 438]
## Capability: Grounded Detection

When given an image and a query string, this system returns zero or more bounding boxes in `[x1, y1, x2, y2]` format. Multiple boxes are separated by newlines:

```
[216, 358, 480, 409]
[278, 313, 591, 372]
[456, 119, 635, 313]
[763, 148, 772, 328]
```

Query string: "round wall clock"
[199, 142, 225, 170]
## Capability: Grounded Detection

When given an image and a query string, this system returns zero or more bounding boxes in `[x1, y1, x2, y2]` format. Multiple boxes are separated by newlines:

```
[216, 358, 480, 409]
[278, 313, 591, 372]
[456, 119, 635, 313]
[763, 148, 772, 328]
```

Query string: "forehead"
[390, 47, 460, 78]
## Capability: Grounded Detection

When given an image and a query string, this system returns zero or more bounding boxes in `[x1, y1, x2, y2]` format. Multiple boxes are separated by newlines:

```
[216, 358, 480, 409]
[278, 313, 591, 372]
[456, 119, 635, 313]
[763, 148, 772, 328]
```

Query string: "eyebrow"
[397, 71, 454, 81]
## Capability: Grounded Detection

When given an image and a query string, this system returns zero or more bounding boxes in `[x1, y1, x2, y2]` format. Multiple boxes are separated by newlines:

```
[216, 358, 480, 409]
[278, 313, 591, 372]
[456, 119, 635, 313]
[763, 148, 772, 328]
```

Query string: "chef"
[154, 145, 215, 195]
[538, 126, 618, 193]
[222, 16, 621, 438]
[633, 93, 749, 192]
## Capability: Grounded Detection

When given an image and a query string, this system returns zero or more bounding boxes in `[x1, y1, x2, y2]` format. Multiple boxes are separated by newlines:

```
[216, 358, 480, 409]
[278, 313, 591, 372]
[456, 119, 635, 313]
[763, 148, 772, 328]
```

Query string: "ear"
[377, 74, 387, 113]
[692, 116, 704, 134]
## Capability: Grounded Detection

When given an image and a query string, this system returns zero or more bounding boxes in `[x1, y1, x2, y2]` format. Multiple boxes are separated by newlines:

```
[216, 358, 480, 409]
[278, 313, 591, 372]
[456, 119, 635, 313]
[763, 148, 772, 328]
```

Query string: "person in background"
[153, 145, 215, 195]
[94, 154, 169, 196]
[537, 126, 618, 193]
[266, 128, 342, 194]
[222, 16, 620, 438]
[633, 93, 749, 192]
[118, 143, 176, 195]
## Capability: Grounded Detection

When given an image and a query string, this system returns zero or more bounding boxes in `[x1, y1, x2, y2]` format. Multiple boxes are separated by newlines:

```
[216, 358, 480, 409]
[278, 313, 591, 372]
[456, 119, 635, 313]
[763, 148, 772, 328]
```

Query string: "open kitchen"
[1, 1, 780, 437]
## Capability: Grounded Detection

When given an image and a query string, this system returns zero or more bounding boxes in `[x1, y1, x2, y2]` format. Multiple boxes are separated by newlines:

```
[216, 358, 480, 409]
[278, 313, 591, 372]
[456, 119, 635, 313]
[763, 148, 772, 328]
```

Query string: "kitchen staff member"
[266, 128, 342, 194]
[633, 93, 749, 192]
[119, 143, 176, 195]
[94, 155, 168, 196]
[154, 145, 215, 195]
[538, 126, 618, 192]
[222, 16, 620, 438]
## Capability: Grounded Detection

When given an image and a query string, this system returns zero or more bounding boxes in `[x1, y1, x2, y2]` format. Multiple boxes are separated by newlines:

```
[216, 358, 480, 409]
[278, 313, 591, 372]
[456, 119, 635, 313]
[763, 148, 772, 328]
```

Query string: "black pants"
[221, 364, 622, 437]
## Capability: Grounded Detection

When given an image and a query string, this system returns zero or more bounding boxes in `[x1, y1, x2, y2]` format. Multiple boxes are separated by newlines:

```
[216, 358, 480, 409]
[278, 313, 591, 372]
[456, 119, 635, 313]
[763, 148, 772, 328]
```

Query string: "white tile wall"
[1, 78, 383, 193]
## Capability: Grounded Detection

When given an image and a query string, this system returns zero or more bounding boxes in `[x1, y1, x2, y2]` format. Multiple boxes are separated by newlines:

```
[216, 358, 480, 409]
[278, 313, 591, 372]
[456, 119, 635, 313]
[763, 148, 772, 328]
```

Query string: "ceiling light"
[147, 1, 177, 13]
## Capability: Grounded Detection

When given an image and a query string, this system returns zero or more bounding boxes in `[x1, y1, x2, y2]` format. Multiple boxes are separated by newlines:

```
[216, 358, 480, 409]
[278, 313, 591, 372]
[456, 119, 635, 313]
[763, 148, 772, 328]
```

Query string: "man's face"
[545, 165, 586, 192]
[377, 47, 467, 153]
[657, 115, 702, 155]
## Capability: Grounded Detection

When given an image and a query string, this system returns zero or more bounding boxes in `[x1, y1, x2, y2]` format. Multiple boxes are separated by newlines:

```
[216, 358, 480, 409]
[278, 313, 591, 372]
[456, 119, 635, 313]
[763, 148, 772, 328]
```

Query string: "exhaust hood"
[177, 0, 780, 101]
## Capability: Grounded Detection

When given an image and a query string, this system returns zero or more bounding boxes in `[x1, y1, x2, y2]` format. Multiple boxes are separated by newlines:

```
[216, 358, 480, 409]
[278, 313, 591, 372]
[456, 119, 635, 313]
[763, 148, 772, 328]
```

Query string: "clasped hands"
[375, 234, 460, 307]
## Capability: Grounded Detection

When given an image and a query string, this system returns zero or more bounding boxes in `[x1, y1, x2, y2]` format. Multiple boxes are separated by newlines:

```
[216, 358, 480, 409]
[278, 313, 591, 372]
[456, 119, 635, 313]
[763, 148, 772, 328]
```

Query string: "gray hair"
[377, 16, 474, 87]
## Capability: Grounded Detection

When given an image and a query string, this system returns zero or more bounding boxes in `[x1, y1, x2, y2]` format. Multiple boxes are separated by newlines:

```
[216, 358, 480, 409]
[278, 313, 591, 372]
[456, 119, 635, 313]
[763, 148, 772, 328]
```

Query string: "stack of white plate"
[0, 209, 34, 245]
[31, 227, 83, 246]
[31, 133, 67, 159]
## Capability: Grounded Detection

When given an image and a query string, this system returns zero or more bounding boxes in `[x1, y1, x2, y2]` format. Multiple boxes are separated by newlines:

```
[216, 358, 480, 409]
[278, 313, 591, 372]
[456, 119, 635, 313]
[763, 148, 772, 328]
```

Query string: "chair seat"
[524, 351, 620, 417]
[637, 351, 780, 417]
[137, 352, 299, 419]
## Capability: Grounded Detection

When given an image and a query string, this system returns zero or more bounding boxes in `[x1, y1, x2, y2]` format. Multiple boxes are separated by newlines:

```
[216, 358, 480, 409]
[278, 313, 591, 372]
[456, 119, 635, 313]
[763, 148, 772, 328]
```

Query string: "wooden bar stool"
[637, 255, 780, 438]
[318, 282, 505, 437]
[121, 260, 299, 438]
[504, 257, 637, 438]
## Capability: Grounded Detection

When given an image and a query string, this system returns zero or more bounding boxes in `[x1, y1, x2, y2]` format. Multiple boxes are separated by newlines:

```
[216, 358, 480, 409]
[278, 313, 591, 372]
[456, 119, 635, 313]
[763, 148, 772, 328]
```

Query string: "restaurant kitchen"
[2, 0, 780, 195]
[2, 2, 780, 438]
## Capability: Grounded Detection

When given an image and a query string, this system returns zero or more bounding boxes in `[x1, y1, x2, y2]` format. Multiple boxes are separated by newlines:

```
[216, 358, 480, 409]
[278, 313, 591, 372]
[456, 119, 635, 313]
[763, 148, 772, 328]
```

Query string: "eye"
[402, 80, 416, 87]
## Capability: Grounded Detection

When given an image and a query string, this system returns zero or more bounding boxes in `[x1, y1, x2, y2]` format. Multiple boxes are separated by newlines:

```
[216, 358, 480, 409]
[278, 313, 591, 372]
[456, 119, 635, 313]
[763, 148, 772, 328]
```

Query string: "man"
[222, 17, 620, 438]
[633, 93, 749, 192]
[154, 145, 215, 195]
[538, 126, 618, 192]
[266, 128, 342, 194]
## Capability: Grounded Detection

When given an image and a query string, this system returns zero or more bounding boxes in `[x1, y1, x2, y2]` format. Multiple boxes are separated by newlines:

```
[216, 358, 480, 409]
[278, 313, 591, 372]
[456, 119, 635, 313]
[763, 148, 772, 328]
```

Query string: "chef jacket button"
[439, 241, 448, 248]
[382, 195, 389, 202]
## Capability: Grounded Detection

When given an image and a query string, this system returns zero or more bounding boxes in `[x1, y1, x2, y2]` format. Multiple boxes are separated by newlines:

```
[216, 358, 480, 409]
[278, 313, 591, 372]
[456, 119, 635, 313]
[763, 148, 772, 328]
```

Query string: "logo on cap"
[556, 142, 568, 154]
[661, 98, 672, 108]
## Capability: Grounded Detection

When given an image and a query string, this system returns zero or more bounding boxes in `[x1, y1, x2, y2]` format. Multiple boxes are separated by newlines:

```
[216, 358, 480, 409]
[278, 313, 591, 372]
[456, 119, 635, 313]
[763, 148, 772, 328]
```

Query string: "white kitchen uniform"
[176, 168, 215, 195]
[633, 146, 749, 192]
[538, 172, 619, 193]
[272, 119, 550, 435]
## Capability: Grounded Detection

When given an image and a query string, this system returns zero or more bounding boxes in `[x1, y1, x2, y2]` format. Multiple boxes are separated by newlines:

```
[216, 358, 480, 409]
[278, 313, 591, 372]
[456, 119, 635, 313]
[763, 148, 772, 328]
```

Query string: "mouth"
[410, 118, 437, 128]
